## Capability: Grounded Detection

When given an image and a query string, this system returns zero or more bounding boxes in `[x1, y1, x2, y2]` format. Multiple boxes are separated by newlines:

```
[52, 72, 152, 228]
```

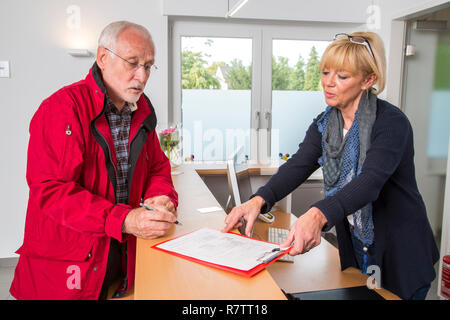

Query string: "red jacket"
[10, 63, 178, 300]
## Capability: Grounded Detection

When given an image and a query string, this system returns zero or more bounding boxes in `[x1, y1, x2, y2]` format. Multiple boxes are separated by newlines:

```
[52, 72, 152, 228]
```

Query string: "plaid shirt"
[104, 97, 137, 204]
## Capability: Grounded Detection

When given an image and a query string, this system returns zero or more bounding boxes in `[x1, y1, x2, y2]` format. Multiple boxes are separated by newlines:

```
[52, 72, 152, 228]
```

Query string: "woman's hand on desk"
[280, 207, 328, 255]
[222, 196, 265, 236]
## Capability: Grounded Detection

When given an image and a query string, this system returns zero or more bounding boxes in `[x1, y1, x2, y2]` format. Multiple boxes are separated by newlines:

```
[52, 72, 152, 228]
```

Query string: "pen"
[263, 244, 294, 264]
[275, 244, 294, 253]
[139, 202, 182, 225]
[262, 250, 285, 264]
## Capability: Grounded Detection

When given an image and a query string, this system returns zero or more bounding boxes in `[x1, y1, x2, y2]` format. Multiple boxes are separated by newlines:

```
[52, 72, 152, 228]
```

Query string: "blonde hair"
[320, 32, 386, 95]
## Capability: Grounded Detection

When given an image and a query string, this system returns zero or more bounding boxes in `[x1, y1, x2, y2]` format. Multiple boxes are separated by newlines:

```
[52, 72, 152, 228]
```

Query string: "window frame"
[170, 18, 363, 163]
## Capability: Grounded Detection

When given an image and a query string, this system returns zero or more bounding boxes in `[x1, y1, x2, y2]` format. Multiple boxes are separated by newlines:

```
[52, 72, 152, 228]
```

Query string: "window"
[271, 39, 330, 159]
[171, 20, 357, 163]
[181, 36, 253, 161]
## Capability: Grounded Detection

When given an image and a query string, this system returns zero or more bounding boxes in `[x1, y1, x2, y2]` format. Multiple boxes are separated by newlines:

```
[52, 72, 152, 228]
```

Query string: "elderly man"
[10, 21, 178, 300]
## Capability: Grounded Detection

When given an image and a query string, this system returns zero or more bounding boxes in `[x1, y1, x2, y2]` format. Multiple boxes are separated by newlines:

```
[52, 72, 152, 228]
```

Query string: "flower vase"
[159, 125, 181, 170]
[167, 147, 181, 170]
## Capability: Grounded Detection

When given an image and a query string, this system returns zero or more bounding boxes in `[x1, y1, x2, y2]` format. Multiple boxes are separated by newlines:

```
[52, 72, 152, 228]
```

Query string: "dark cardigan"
[253, 98, 440, 300]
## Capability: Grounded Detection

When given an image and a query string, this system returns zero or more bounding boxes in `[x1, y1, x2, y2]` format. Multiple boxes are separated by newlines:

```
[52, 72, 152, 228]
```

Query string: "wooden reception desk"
[112, 164, 400, 300]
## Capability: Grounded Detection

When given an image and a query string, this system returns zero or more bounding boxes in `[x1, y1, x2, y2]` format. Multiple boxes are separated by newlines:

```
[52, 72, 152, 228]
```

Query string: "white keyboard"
[267, 227, 294, 263]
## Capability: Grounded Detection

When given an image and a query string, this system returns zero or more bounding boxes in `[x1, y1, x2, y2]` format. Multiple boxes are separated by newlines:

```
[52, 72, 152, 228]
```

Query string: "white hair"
[98, 21, 153, 52]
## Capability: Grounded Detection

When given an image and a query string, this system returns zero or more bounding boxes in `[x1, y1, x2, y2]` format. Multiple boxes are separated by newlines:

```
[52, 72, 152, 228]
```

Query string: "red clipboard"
[151, 229, 289, 277]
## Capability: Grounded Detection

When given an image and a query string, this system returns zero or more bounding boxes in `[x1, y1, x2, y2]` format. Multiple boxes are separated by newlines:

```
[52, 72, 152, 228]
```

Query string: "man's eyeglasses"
[105, 47, 158, 74]
[334, 33, 376, 64]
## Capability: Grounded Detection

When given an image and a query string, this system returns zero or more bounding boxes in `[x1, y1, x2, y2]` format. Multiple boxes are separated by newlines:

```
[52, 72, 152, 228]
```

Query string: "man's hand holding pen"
[123, 196, 178, 240]
[144, 195, 176, 214]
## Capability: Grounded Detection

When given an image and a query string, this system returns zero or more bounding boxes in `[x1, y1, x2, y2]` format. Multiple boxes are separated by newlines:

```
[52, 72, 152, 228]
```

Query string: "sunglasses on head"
[334, 33, 376, 64]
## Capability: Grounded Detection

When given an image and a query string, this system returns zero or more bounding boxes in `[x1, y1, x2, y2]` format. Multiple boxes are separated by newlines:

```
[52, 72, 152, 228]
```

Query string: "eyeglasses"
[334, 33, 376, 64]
[105, 47, 158, 74]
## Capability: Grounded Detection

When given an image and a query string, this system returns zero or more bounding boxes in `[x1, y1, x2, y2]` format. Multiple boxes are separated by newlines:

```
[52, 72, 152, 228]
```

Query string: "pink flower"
[161, 128, 175, 135]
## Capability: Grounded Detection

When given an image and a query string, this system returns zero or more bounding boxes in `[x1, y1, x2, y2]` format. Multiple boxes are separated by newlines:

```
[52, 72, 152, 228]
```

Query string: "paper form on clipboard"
[152, 228, 289, 277]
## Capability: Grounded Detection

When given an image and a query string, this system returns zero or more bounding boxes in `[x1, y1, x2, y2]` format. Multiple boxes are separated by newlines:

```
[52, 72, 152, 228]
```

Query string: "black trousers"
[98, 238, 123, 300]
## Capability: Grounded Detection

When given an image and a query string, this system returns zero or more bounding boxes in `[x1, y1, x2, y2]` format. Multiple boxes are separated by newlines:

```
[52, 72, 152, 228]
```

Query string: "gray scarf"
[322, 90, 377, 188]
[318, 90, 377, 249]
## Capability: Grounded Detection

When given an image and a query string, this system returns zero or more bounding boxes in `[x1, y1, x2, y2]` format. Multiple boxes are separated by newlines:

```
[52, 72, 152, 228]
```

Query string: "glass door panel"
[181, 37, 252, 162]
[270, 39, 330, 160]
[402, 17, 450, 237]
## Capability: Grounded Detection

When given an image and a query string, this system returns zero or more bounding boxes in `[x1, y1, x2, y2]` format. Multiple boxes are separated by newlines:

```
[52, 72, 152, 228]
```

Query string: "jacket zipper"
[106, 140, 118, 190]
[98, 132, 118, 197]
[127, 124, 144, 189]
[115, 123, 144, 298]
[128, 124, 144, 158]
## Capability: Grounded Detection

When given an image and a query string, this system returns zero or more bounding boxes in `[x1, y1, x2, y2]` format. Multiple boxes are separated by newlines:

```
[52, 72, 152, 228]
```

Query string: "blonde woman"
[224, 32, 439, 300]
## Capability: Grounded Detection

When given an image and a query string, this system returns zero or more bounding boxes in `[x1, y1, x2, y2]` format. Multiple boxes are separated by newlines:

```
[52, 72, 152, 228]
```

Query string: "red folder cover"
[152, 229, 289, 277]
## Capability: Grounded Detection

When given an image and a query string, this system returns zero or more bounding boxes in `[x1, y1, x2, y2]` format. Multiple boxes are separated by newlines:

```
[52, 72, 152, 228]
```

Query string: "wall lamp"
[225, 0, 249, 18]
[67, 49, 92, 57]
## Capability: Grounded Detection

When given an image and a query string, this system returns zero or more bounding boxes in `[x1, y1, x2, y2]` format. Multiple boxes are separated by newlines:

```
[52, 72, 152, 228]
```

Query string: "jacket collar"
[91, 62, 107, 94]
[87, 62, 157, 133]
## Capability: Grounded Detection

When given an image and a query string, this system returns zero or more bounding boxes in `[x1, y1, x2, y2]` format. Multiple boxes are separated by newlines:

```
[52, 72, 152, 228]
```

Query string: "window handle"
[265, 112, 272, 130]
[255, 111, 261, 130]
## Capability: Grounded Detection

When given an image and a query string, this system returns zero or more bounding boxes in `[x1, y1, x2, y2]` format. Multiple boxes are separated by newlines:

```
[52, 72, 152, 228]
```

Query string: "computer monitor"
[226, 146, 253, 235]
[226, 146, 252, 206]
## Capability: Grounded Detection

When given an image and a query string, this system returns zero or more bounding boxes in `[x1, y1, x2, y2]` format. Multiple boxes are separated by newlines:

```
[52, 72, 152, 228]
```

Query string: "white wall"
[163, 0, 369, 23]
[0, 0, 168, 258]
[0, 0, 445, 259]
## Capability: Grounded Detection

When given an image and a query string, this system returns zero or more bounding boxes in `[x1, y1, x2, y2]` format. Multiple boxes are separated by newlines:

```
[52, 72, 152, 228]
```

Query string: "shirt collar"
[105, 96, 138, 114]
[128, 101, 138, 112]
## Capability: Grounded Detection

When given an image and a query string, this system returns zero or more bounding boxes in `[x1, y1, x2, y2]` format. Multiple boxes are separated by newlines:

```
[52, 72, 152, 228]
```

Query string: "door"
[171, 20, 262, 163]
[401, 10, 450, 241]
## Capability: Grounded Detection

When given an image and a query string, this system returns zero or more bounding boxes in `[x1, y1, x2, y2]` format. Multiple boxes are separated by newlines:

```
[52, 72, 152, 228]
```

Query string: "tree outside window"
[182, 41, 322, 91]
